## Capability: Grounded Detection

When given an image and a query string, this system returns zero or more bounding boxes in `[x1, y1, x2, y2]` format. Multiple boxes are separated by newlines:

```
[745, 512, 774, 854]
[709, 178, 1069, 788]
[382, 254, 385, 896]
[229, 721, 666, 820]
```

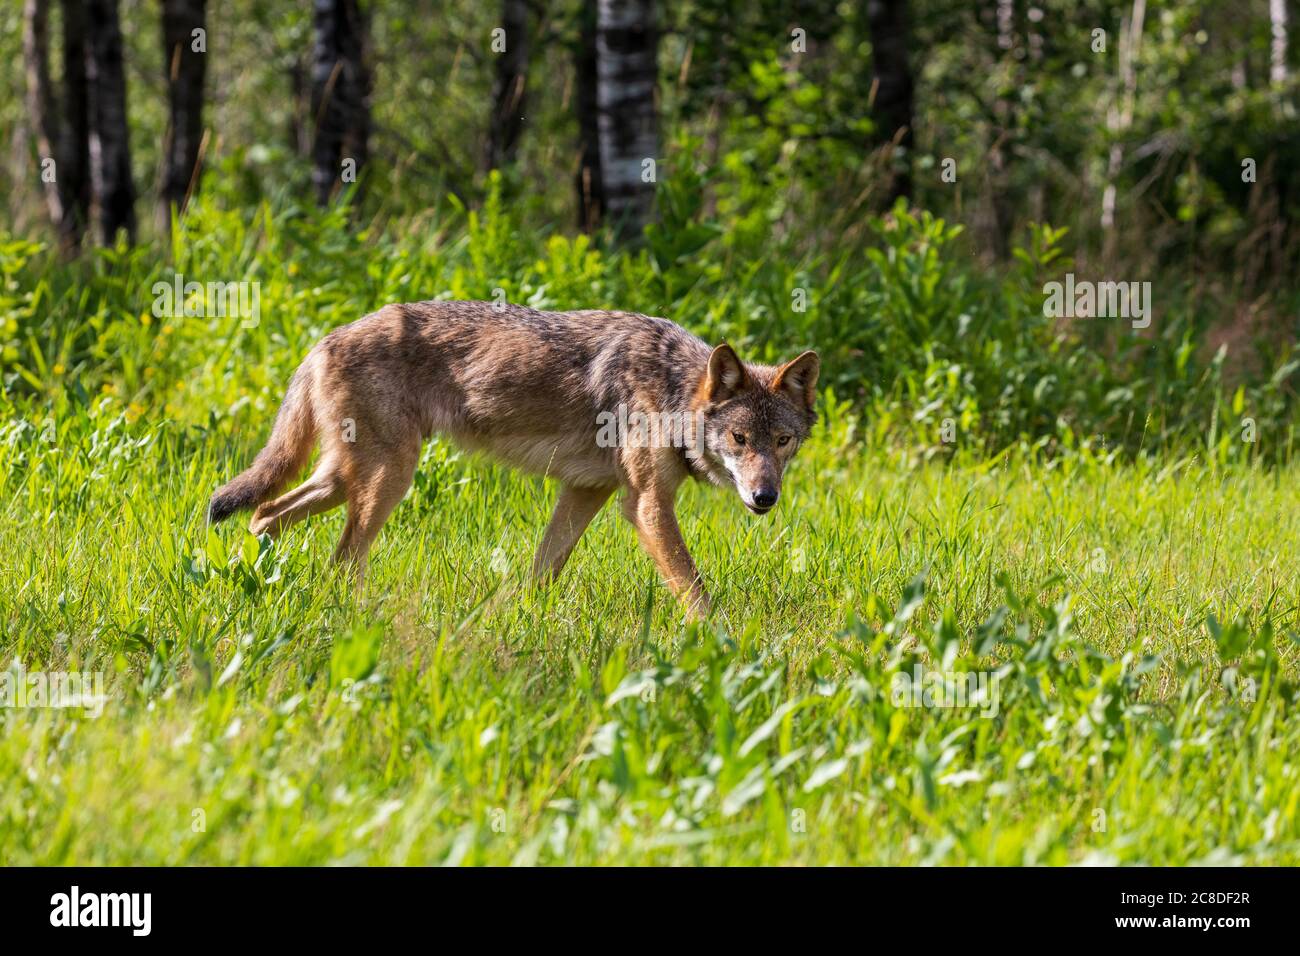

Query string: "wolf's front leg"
[624, 488, 712, 621]
[531, 484, 615, 582]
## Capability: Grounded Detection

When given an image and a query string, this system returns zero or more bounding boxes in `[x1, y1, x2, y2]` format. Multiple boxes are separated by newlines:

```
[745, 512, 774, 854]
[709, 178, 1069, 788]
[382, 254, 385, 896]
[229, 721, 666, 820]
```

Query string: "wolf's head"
[690, 343, 820, 515]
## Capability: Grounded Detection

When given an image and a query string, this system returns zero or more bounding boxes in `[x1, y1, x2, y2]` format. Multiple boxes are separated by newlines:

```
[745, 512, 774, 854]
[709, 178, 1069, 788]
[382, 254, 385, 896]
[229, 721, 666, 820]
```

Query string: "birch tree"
[1270, 0, 1289, 88]
[595, 0, 657, 239]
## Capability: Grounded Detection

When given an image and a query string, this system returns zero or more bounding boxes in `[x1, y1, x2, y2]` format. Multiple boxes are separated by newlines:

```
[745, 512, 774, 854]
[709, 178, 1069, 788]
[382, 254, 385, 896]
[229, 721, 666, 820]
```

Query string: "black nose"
[753, 489, 778, 509]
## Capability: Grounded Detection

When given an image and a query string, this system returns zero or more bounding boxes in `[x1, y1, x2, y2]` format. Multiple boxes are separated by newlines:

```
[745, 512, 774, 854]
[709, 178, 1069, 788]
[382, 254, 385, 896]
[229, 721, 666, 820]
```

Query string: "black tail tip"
[207, 490, 249, 525]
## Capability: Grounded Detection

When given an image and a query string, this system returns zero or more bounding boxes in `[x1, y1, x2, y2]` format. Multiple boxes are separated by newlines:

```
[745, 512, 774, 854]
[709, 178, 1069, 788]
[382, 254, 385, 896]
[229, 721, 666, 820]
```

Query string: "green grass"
[2, 388, 1299, 865]
[2, 193, 1299, 865]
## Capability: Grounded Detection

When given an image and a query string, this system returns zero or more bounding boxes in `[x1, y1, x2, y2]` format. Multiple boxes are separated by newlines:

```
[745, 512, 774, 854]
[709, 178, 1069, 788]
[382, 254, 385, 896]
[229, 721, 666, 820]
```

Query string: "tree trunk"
[85, 0, 136, 244]
[980, 0, 1016, 260]
[484, 0, 530, 170]
[864, 0, 914, 205]
[160, 0, 208, 220]
[23, 0, 90, 252]
[1270, 0, 1289, 87]
[1100, 0, 1146, 262]
[23, 0, 67, 243]
[574, 0, 603, 230]
[311, 0, 372, 205]
[595, 0, 657, 239]
[61, 0, 92, 238]
[288, 55, 311, 157]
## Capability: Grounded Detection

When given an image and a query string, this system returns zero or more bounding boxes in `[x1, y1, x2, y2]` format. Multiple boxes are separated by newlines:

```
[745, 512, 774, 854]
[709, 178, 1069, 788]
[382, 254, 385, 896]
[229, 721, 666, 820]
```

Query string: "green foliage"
[2, 194, 1300, 862]
[4, 176, 1296, 462]
[3, 0, 1300, 866]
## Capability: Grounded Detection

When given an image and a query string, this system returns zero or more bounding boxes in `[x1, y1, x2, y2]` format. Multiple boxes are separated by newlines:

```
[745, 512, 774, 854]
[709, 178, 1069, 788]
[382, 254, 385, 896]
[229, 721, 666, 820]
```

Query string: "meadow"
[1, 195, 1298, 865]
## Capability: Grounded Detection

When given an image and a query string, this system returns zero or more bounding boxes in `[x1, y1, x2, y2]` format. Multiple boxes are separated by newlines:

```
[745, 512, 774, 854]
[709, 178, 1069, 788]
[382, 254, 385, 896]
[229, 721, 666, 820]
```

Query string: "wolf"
[208, 301, 819, 618]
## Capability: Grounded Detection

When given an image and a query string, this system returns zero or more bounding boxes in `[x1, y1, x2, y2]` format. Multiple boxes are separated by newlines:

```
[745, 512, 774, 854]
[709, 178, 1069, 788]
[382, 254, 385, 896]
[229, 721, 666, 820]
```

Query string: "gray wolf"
[208, 301, 819, 618]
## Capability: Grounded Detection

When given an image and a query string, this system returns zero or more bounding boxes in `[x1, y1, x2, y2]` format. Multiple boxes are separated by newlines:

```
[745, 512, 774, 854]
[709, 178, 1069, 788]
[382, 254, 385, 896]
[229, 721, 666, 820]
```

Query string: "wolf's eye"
[732, 432, 746, 445]
[777, 435, 792, 447]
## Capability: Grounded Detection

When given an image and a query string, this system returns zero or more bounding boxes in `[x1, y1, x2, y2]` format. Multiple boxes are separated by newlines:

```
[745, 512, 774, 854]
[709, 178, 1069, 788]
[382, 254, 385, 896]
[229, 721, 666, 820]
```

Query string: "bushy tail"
[208, 365, 317, 524]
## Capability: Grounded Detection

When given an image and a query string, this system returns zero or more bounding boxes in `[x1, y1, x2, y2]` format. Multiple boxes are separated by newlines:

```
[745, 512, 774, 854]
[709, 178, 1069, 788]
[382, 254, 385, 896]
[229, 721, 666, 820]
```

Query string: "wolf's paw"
[684, 591, 713, 623]
[248, 504, 275, 536]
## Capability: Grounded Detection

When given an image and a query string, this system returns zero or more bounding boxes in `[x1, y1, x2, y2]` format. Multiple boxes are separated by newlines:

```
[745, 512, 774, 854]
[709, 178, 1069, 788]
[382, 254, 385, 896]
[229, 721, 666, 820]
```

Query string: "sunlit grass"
[1, 390, 1298, 864]
[1, 195, 1298, 865]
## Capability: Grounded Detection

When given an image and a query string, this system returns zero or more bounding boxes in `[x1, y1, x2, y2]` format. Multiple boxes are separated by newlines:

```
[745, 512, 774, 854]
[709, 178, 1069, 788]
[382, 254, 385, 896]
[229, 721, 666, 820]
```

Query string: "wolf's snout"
[752, 489, 778, 509]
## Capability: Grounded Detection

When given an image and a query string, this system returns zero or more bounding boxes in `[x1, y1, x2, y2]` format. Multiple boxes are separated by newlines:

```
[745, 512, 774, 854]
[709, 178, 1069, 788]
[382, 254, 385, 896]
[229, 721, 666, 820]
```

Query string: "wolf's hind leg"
[248, 464, 345, 538]
[332, 447, 420, 582]
[531, 484, 615, 583]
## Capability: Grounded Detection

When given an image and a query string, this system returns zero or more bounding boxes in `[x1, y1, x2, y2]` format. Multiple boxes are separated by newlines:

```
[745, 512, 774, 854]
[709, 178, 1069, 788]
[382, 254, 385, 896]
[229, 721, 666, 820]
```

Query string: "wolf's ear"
[704, 342, 749, 400]
[772, 350, 820, 411]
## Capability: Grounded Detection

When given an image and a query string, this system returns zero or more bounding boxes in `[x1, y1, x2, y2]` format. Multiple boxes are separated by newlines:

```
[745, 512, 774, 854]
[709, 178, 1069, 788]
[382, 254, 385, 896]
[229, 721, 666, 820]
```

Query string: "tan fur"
[209, 301, 819, 618]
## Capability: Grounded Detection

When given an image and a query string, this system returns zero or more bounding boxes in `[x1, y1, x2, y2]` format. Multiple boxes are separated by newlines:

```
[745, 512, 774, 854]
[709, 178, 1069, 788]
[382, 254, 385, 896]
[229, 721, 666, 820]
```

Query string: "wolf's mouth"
[745, 502, 773, 515]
